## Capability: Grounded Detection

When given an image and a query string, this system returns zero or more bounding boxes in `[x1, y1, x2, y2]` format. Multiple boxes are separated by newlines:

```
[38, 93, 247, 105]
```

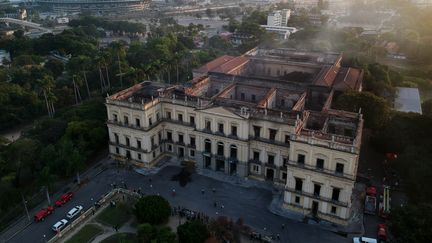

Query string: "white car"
[66, 205, 83, 219]
[52, 219, 68, 232]
[353, 237, 378, 243]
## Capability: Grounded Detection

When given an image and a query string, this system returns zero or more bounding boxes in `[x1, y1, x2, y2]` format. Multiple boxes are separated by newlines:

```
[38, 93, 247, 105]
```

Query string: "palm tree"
[68, 148, 85, 185]
[38, 166, 55, 205]
[36, 75, 56, 118]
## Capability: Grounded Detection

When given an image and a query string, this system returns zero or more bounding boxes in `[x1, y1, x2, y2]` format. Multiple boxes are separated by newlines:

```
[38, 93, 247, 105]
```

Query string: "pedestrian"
[277, 234, 280, 240]
[201, 188, 205, 194]
[150, 184, 153, 188]
[213, 202, 217, 208]
[212, 187, 216, 193]
[281, 223, 285, 229]
[172, 189, 176, 197]
[220, 204, 224, 209]
[263, 227, 266, 231]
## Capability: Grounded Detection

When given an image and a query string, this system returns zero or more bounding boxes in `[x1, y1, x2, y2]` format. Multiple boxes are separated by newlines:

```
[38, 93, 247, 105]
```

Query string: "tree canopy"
[134, 195, 171, 225]
[177, 220, 210, 243]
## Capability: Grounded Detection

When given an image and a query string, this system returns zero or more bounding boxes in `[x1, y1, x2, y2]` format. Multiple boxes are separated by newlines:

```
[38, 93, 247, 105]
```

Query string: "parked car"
[66, 205, 83, 219]
[353, 237, 378, 243]
[55, 192, 74, 207]
[377, 224, 387, 243]
[34, 206, 55, 222]
[52, 219, 68, 232]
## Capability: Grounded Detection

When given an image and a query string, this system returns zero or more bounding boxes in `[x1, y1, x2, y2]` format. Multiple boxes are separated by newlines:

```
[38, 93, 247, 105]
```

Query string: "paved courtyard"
[6, 158, 349, 243]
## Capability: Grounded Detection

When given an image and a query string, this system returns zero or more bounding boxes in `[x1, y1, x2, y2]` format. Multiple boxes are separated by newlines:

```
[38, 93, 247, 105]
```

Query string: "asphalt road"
[9, 162, 349, 243]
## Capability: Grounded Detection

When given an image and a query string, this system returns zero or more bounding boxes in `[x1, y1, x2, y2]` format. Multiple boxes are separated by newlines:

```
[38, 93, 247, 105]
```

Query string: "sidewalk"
[0, 156, 113, 243]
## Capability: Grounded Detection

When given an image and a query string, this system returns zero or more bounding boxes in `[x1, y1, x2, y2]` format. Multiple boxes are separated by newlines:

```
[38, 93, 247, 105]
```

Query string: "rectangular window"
[113, 114, 118, 122]
[136, 118, 140, 127]
[218, 123, 224, 133]
[137, 153, 141, 160]
[156, 112, 160, 121]
[295, 178, 303, 191]
[137, 139, 141, 149]
[295, 196, 300, 204]
[252, 94, 256, 101]
[332, 188, 340, 201]
[190, 116, 195, 125]
[158, 132, 161, 143]
[336, 163, 344, 174]
[313, 184, 321, 196]
[114, 133, 119, 144]
[205, 120, 211, 131]
[190, 137, 196, 146]
[168, 145, 172, 152]
[231, 125, 237, 137]
[124, 116, 129, 125]
[115, 147, 119, 154]
[297, 154, 305, 164]
[282, 172, 287, 180]
[268, 155, 275, 165]
[125, 137, 130, 146]
[285, 135, 290, 145]
[331, 206, 337, 214]
[217, 144, 224, 156]
[151, 136, 155, 147]
[190, 149, 195, 157]
[178, 114, 183, 122]
[269, 129, 277, 141]
[166, 111, 171, 119]
[283, 157, 288, 167]
[253, 151, 260, 160]
[152, 151, 156, 158]
[148, 117, 153, 126]
[316, 158, 324, 170]
[167, 131, 172, 141]
[253, 126, 261, 138]
[240, 93, 245, 100]
[178, 134, 184, 143]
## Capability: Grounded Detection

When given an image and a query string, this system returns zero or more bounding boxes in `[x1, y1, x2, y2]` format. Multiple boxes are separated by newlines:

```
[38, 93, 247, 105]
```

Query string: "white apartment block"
[106, 48, 364, 225]
[267, 9, 291, 27]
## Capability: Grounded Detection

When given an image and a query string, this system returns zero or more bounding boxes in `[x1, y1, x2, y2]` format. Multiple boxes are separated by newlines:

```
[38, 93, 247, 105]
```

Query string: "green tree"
[422, 99, 432, 117]
[68, 148, 85, 184]
[390, 204, 432, 243]
[44, 59, 64, 78]
[134, 195, 171, 224]
[333, 91, 390, 129]
[137, 223, 156, 243]
[6, 138, 40, 187]
[177, 220, 209, 243]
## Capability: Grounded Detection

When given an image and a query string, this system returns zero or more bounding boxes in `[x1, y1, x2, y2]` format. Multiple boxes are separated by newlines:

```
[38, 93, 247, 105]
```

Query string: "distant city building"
[260, 25, 297, 40]
[35, 0, 150, 14]
[106, 47, 364, 225]
[267, 9, 291, 27]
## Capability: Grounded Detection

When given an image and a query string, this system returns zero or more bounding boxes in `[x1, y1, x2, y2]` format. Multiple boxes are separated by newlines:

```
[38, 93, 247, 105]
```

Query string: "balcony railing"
[287, 160, 355, 180]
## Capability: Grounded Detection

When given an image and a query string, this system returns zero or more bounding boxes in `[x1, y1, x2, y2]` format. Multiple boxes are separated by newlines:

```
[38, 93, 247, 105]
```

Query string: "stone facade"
[105, 48, 363, 225]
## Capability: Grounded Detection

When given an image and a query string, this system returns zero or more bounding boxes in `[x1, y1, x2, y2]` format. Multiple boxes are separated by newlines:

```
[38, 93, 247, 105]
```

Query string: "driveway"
[8, 162, 349, 243]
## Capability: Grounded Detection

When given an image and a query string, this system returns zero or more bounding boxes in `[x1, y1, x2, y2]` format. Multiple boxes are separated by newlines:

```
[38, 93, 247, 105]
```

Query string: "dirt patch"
[171, 167, 192, 187]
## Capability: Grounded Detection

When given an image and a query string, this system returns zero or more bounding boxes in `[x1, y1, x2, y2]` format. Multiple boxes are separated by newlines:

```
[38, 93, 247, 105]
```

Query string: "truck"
[379, 186, 391, 219]
[34, 206, 55, 222]
[364, 186, 377, 215]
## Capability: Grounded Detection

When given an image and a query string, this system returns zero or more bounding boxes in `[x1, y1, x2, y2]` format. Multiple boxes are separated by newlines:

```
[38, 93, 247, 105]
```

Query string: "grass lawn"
[65, 224, 103, 243]
[100, 233, 137, 243]
[96, 203, 132, 228]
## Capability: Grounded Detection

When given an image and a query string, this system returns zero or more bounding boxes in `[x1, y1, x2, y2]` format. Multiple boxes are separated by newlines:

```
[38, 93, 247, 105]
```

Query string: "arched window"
[204, 139, 212, 153]
[230, 144, 238, 159]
